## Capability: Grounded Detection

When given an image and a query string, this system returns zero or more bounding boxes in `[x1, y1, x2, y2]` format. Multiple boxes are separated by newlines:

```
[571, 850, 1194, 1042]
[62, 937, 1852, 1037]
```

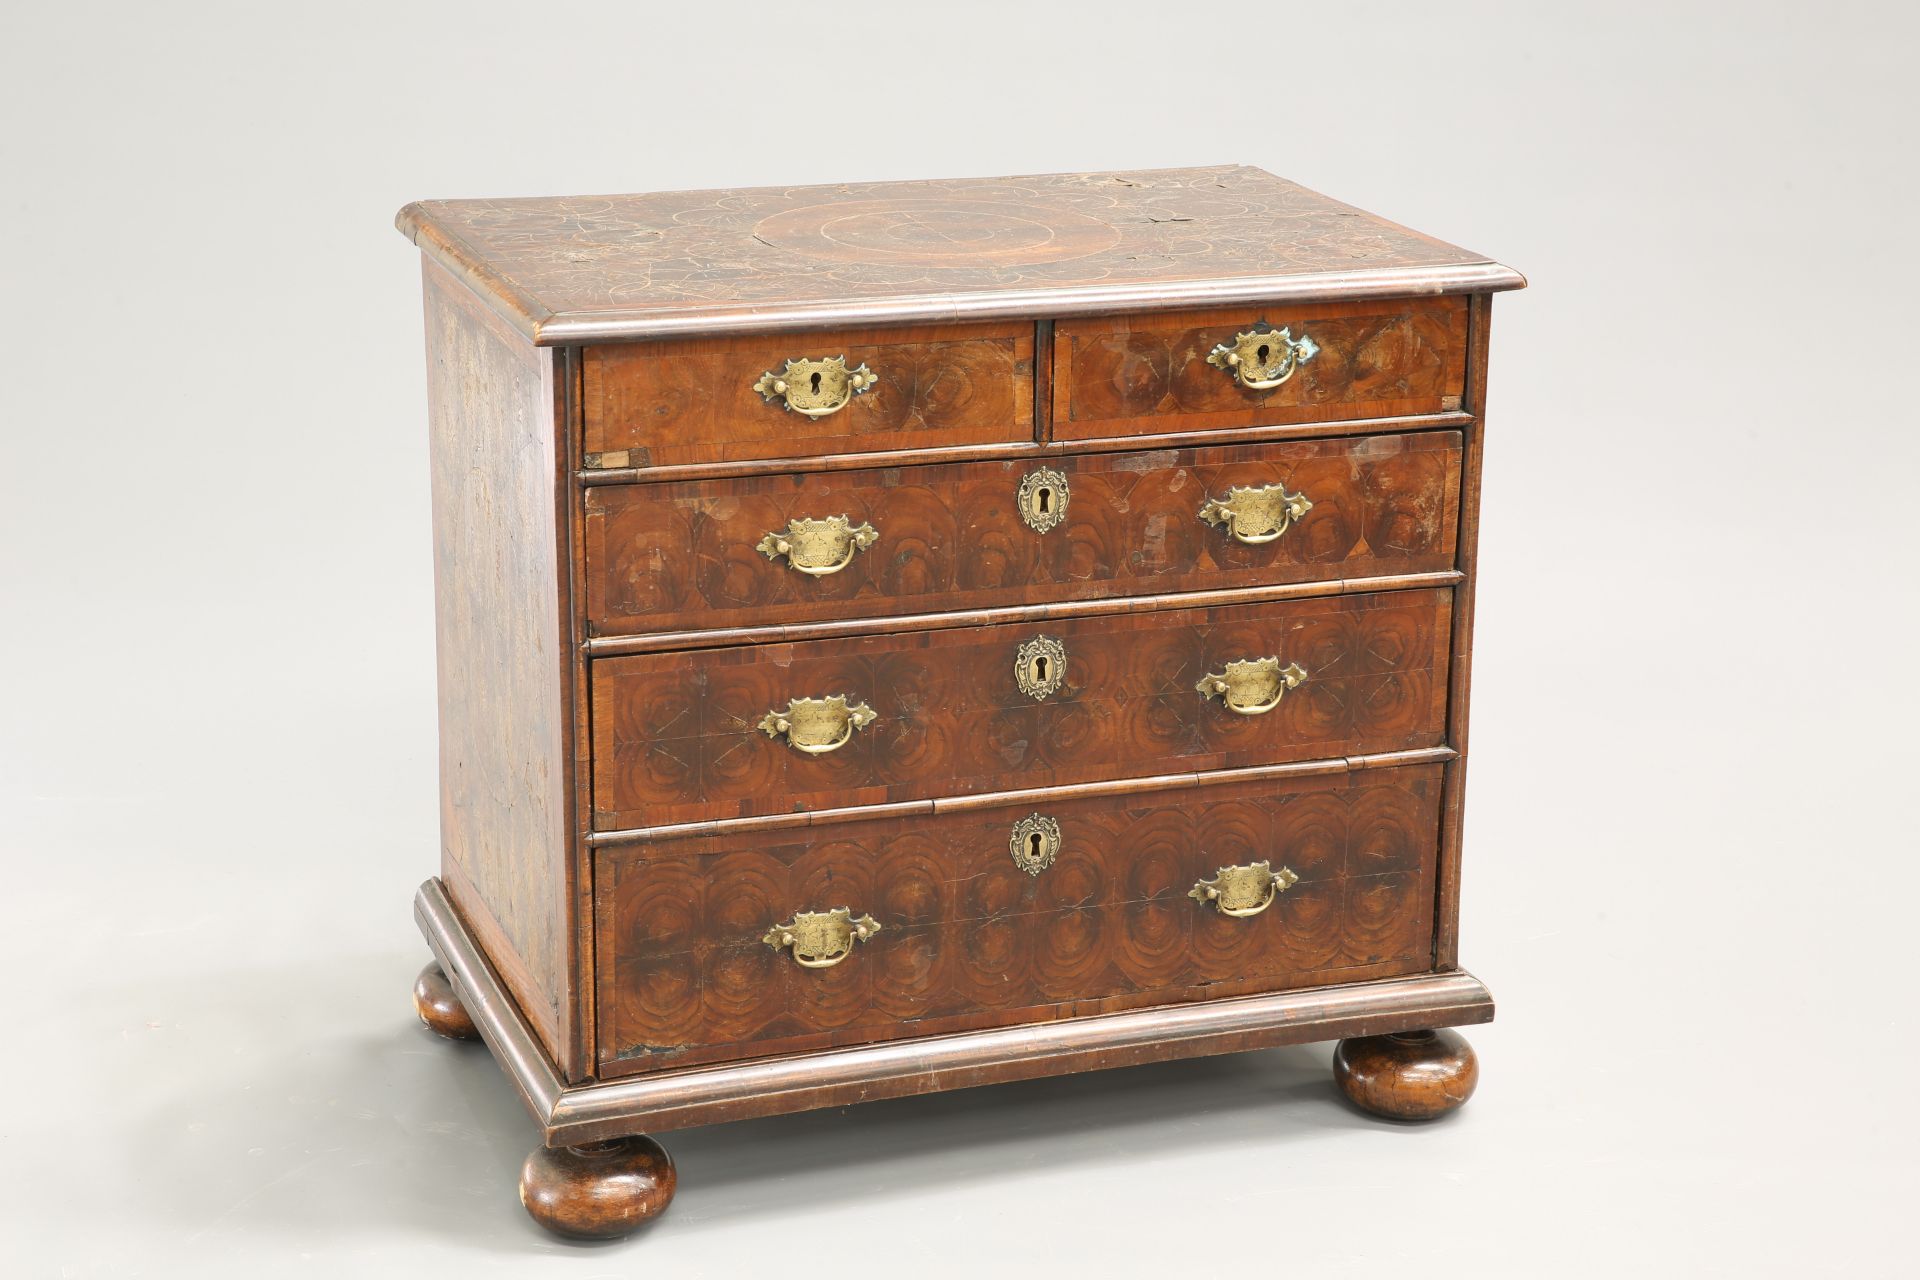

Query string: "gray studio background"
[2, 1, 1914, 1274]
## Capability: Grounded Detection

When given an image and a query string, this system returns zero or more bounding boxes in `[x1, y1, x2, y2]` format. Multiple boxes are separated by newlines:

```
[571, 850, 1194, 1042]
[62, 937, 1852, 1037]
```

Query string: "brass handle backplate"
[1198, 483, 1312, 545]
[757, 515, 879, 576]
[1195, 657, 1307, 716]
[1205, 325, 1319, 390]
[763, 908, 882, 968]
[758, 694, 878, 754]
[1190, 860, 1300, 917]
[752, 355, 877, 418]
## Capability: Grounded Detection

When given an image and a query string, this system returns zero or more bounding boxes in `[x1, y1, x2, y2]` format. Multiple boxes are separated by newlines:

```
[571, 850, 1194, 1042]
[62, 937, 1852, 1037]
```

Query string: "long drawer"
[594, 761, 1444, 1075]
[584, 431, 1461, 637]
[590, 588, 1451, 829]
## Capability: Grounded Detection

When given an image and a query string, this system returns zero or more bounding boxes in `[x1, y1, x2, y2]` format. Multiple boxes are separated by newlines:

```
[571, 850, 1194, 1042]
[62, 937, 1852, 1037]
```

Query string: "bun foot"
[413, 963, 479, 1041]
[1334, 1028, 1478, 1120]
[520, 1136, 676, 1239]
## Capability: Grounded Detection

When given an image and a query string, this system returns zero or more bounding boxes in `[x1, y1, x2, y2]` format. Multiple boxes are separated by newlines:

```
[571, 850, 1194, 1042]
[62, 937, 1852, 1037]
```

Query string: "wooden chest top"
[396, 165, 1524, 343]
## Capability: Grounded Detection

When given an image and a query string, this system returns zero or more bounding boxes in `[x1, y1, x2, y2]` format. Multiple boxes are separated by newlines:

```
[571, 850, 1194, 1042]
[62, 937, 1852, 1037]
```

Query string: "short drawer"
[581, 320, 1034, 468]
[594, 761, 1443, 1074]
[1053, 297, 1467, 442]
[590, 588, 1451, 829]
[585, 431, 1461, 638]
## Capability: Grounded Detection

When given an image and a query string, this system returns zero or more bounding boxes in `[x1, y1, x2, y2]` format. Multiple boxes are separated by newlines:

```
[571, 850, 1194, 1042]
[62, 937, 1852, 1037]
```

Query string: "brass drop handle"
[752, 355, 878, 418]
[757, 516, 879, 577]
[1190, 861, 1300, 918]
[758, 695, 878, 754]
[1205, 325, 1319, 390]
[1198, 483, 1312, 545]
[1195, 657, 1307, 716]
[763, 908, 882, 969]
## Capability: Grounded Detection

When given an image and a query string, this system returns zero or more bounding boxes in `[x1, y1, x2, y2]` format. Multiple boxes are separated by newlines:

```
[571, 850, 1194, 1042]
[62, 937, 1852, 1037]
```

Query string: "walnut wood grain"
[584, 431, 1462, 637]
[594, 762, 1444, 1075]
[581, 320, 1033, 467]
[590, 589, 1452, 829]
[421, 260, 576, 1069]
[396, 166, 1523, 343]
[1055, 297, 1468, 441]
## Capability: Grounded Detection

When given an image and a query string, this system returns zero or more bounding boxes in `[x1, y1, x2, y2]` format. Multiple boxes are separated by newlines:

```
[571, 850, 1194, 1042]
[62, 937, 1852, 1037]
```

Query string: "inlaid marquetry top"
[398, 165, 1523, 344]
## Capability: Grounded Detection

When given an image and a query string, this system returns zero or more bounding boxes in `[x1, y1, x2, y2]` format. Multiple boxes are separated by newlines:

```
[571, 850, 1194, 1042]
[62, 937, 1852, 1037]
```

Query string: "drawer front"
[1054, 297, 1467, 442]
[582, 320, 1034, 468]
[591, 588, 1450, 829]
[595, 762, 1443, 1074]
[585, 431, 1461, 638]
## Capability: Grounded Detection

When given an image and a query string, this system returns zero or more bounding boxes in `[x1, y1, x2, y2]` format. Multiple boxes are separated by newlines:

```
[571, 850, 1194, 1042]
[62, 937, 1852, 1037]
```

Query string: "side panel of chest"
[420, 260, 577, 1067]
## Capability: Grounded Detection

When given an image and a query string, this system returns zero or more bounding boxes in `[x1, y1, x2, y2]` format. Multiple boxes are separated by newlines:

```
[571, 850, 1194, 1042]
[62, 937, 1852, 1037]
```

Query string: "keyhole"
[809, 371, 823, 394]
[1034, 655, 1049, 684]
[1029, 832, 1045, 859]
[1256, 343, 1271, 365]
[1037, 486, 1052, 514]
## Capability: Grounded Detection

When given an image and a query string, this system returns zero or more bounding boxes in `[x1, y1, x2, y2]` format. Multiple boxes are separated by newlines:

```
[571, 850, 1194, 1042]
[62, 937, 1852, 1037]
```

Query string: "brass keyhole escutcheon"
[1016, 467, 1070, 533]
[1009, 813, 1061, 876]
[1015, 635, 1067, 701]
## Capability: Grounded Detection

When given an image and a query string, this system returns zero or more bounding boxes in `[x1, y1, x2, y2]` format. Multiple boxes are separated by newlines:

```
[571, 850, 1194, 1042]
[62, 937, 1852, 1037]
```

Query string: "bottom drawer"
[594, 762, 1443, 1075]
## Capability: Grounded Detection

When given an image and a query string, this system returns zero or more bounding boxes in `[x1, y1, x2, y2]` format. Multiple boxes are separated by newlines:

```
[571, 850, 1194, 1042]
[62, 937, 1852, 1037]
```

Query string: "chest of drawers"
[398, 166, 1523, 1239]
